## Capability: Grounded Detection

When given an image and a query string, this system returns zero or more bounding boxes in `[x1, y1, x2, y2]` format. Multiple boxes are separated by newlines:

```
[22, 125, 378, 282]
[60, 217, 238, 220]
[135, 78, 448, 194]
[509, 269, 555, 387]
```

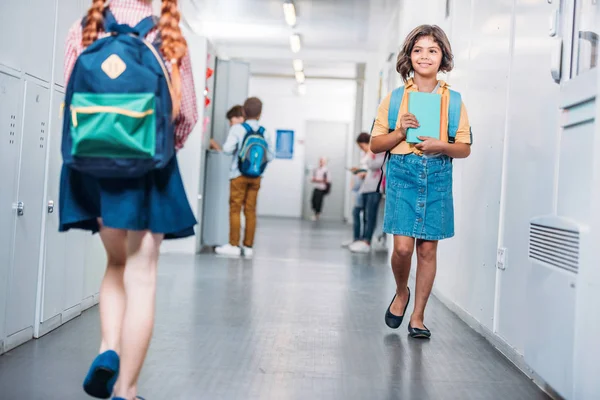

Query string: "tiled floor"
[0, 218, 550, 399]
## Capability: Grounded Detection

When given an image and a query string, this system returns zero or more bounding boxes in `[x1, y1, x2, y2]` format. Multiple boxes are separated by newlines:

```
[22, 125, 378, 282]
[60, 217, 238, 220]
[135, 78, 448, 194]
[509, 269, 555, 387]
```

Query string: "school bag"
[62, 8, 175, 178]
[375, 86, 468, 193]
[238, 123, 269, 178]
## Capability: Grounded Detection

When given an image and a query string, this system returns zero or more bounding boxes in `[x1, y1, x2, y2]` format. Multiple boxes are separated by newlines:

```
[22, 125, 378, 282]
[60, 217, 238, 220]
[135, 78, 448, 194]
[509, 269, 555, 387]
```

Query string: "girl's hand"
[415, 137, 447, 154]
[398, 113, 419, 135]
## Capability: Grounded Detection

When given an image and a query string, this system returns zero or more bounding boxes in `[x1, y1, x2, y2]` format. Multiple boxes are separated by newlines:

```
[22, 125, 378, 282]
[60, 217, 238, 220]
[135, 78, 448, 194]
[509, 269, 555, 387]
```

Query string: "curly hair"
[396, 25, 454, 83]
[81, 0, 188, 117]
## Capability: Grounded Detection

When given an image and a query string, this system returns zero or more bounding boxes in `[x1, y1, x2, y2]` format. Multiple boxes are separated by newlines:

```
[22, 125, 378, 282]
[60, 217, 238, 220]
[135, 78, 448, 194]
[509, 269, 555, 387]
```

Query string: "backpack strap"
[375, 87, 403, 193]
[257, 126, 265, 136]
[388, 86, 405, 133]
[448, 89, 462, 143]
[241, 122, 253, 134]
[133, 16, 158, 38]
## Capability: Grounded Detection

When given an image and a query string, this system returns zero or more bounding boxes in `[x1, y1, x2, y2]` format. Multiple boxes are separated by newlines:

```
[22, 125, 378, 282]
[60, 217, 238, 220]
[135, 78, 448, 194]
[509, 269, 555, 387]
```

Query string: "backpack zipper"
[71, 106, 154, 127]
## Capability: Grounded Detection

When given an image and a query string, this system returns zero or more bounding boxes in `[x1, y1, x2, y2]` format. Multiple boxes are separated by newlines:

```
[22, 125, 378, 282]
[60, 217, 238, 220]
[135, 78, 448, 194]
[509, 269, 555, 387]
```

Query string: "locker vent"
[529, 222, 579, 273]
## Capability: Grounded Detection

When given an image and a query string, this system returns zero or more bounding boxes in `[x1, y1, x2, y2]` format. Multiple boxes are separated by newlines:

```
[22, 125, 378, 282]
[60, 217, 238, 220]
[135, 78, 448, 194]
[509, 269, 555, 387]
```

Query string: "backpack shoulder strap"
[257, 126, 265, 136]
[133, 16, 158, 38]
[387, 86, 405, 133]
[241, 122, 253, 134]
[448, 89, 462, 143]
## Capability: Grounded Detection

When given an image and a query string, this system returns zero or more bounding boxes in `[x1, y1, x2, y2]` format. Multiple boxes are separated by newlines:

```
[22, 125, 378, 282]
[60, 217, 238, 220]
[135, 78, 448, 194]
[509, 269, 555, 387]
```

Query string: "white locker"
[0, 70, 24, 351]
[54, 0, 85, 87]
[22, 0, 57, 83]
[40, 87, 67, 328]
[0, 0, 25, 72]
[5, 79, 50, 344]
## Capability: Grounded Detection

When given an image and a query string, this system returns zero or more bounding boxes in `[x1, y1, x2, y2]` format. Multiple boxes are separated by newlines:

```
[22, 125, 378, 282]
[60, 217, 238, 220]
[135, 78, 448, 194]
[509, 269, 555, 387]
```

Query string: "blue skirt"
[59, 156, 196, 240]
[383, 154, 454, 240]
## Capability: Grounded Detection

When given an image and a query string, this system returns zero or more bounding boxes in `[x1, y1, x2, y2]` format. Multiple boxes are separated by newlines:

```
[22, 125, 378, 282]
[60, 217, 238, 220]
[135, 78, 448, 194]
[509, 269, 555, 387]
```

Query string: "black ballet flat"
[408, 324, 431, 339]
[385, 287, 411, 329]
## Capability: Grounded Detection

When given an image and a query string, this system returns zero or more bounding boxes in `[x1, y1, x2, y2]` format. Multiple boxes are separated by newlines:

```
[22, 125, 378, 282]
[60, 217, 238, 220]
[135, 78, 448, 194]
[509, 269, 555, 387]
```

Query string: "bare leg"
[98, 222, 127, 354]
[113, 230, 163, 400]
[410, 239, 438, 329]
[389, 235, 415, 316]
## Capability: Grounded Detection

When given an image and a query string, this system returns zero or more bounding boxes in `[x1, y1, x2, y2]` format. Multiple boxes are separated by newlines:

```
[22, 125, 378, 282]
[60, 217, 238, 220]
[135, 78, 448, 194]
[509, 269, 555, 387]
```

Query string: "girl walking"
[60, 0, 198, 398]
[370, 25, 472, 338]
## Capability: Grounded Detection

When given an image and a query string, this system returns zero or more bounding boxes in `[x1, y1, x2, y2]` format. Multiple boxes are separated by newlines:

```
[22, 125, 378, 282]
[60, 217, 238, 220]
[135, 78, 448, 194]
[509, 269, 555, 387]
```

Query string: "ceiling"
[181, 0, 399, 78]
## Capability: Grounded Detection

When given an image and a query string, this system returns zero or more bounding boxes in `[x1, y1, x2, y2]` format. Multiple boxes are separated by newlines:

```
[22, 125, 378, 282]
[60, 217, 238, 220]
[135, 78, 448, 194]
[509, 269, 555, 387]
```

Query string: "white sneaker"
[349, 241, 371, 253]
[215, 244, 241, 257]
[243, 247, 254, 258]
[341, 240, 356, 248]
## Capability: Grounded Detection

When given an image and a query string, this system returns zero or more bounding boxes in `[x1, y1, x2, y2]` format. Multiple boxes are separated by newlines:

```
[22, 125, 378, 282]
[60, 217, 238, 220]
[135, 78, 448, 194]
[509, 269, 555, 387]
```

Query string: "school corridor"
[0, 219, 548, 400]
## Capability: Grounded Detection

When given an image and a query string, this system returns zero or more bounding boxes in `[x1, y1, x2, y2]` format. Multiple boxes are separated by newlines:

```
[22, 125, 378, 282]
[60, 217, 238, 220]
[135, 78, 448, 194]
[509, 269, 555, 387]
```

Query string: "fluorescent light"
[293, 59, 304, 72]
[295, 71, 305, 83]
[298, 83, 307, 95]
[289, 33, 301, 53]
[283, 1, 297, 27]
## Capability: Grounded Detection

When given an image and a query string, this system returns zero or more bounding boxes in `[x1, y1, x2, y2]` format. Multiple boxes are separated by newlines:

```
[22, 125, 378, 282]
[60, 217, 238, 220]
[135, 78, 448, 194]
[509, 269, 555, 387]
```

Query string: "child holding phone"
[370, 25, 472, 338]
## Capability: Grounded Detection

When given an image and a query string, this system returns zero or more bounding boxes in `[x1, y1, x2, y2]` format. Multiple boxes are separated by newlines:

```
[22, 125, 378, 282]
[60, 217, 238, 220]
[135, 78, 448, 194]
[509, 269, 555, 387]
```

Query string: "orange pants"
[229, 176, 261, 247]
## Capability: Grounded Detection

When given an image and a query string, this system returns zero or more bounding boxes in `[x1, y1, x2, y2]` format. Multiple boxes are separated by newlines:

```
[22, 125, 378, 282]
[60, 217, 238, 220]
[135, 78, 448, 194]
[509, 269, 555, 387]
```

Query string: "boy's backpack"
[238, 123, 269, 178]
[376, 86, 467, 193]
[62, 8, 175, 178]
[323, 172, 331, 195]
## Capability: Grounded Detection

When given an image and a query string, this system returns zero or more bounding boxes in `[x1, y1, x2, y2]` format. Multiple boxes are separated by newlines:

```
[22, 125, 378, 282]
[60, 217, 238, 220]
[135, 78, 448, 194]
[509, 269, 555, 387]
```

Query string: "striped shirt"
[64, 0, 198, 150]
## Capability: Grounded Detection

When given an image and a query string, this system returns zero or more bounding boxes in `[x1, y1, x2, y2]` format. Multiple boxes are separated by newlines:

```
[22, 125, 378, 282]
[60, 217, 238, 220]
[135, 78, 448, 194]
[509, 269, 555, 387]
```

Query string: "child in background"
[210, 105, 245, 151]
[311, 157, 330, 221]
[215, 98, 274, 258]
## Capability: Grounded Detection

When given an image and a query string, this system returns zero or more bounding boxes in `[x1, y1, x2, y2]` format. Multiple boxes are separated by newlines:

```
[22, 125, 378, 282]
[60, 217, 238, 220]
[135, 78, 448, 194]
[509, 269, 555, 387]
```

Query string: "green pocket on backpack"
[70, 93, 156, 158]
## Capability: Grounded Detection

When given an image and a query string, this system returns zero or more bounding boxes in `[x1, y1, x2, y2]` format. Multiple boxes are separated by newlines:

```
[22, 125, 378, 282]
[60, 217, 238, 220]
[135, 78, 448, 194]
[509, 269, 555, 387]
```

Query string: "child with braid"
[60, 1, 198, 398]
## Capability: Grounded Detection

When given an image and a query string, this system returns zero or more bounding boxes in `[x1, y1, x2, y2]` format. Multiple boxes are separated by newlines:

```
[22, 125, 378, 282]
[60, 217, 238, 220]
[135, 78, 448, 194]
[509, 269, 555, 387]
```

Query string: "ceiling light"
[293, 59, 304, 72]
[283, 0, 297, 27]
[295, 71, 305, 83]
[289, 34, 301, 53]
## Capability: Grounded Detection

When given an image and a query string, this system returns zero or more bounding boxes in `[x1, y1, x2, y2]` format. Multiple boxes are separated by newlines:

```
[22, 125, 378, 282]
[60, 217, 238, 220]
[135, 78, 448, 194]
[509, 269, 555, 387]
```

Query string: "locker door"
[22, 0, 56, 82]
[5, 80, 50, 339]
[40, 87, 66, 326]
[0, 71, 24, 346]
[54, 0, 83, 87]
[0, 0, 25, 72]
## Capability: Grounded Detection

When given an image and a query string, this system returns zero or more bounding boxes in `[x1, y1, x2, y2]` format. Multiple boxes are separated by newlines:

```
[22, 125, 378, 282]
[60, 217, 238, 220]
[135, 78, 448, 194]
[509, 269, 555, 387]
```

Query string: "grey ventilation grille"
[529, 222, 580, 273]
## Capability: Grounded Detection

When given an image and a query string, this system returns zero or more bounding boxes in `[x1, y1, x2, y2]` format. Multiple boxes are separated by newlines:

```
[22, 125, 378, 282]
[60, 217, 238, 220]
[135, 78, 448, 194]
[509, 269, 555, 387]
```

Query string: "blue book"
[406, 92, 441, 143]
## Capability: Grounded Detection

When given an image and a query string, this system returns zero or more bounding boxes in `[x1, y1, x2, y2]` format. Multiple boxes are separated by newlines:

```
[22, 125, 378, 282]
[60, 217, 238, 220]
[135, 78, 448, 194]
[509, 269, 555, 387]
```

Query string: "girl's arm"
[442, 142, 470, 158]
[370, 129, 404, 154]
[371, 113, 419, 153]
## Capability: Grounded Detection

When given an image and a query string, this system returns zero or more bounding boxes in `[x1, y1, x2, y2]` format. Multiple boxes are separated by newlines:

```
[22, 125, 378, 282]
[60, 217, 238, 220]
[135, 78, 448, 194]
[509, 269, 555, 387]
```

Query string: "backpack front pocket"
[70, 93, 156, 158]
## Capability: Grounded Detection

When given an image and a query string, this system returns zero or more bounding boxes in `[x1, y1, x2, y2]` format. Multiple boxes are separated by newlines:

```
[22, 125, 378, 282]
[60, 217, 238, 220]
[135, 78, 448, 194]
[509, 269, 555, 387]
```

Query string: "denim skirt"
[383, 154, 454, 240]
[59, 156, 197, 240]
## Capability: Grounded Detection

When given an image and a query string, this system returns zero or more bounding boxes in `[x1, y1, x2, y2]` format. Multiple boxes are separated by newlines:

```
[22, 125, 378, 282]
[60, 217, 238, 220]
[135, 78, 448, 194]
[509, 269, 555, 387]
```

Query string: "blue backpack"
[62, 9, 174, 178]
[376, 86, 468, 192]
[238, 123, 269, 178]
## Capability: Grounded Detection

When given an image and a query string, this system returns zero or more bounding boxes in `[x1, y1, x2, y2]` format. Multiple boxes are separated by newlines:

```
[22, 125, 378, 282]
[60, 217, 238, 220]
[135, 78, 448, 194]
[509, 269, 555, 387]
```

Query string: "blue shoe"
[113, 397, 145, 400]
[83, 350, 120, 399]
[385, 287, 410, 329]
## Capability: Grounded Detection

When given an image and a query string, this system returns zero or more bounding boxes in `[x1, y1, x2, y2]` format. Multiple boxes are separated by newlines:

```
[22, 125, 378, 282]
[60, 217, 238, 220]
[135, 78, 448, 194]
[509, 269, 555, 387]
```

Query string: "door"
[6, 79, 50, 341]
[40, 87, 67, 327]
[0, 70, 23, 348]
[302, 121, 348, 221]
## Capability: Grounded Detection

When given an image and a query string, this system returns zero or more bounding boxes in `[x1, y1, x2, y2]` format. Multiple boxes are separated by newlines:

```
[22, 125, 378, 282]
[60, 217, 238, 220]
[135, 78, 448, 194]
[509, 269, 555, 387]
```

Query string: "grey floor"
[0, 219, 549, 400]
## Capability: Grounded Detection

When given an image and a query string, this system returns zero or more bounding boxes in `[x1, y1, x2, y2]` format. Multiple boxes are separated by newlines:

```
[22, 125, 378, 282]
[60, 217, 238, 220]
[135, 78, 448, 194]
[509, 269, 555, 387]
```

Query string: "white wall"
[160, 30, 208, 254]
[249, 77, 357, 219]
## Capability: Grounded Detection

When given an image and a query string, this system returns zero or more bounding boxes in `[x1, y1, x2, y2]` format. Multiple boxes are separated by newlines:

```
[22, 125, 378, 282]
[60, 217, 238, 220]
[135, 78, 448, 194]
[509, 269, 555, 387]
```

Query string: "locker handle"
[16, 201, 24, 216]
[48, 200, 54, 214]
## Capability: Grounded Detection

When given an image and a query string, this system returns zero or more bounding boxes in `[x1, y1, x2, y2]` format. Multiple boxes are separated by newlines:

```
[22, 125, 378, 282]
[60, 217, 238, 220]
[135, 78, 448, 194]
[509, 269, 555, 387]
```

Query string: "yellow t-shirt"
[371, 78, 472, 155]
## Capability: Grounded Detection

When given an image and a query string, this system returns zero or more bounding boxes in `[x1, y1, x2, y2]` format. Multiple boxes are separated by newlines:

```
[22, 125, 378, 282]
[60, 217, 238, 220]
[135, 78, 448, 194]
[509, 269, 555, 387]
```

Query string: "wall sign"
[275, 129, 294, 159]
